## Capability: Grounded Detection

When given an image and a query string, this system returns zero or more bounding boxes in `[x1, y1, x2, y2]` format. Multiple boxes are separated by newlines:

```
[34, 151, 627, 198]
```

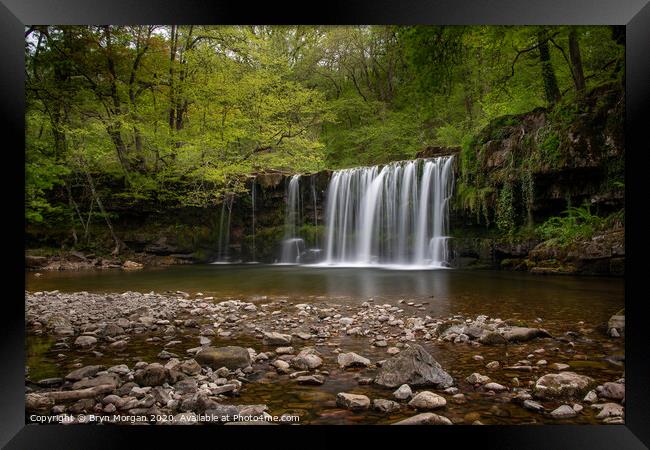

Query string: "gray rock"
[466, 373, 490, 385]
[195, 346, 251, 370]
[375, 344, 453, 388]
[337, 352, 371, 369]
[291, 350, 323, 370]
[594, 402, 624, 420]
[597, 382, 624, 401]
[534, 371, 594, 400]
[336, 392, 370, 410]
[134, 363, 169, 387]
[393, 384, 413, 400]
[262, 331, 292, 345]
[65, 365, 104, 381]
[408, 391, 446, 410]
[483, 382, 507, 392]
[373, 399, 402, 413]
[393, 413, 452, 425]
[25, 393, 55, 414]
[502, 327, 552, 343]
[74, 335, 98, 348]
[550, 404, 577, 419]
[296, 375, 325, 385]
[523, 400, 544, 412]
[72, 374, 120, 390]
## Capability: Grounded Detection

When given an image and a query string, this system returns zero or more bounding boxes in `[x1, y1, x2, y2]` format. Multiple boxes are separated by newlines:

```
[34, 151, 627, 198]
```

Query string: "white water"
[321, 156, 454, 268]
[280, 175, 304, 263]
[215, 194, 234, 262]
[251, 179, 257, 262]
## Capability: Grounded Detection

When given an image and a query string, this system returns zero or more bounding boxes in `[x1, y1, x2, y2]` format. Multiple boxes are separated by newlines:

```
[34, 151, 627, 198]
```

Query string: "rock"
[534, 371, 594, 400]
[291, 349, 323, 370]
[44, 384, 115, 402]
[295, 375, 325, 385]
[550, 405, 577, 419]
[387, 347, 400, 355]
[26, 393, 55, 413]
[65, 365, 104, 381]
[195, 346, 251, 370]
[71, 374, 120, 390]
[408, 391, 446, 410]
[337, 352, 371, 369]
[262, 331, 292, 345]
[393, 413, 452, 425]
[134, 363, 169, 387]
[597, 382, 625, 401]
[523, 400, 544, 412]
[607, 314, 625, 336]
[485, 361, 500, 370]
[74, 335, 97, 348]
[272, 360, 291, 373]
[103, 323, 125, 337]
[276, 346, 294, 355]
[393, 384, 413, 400]
[373, 399, 401, 413]
[336, 392, 370, 410]
[179, 359, 202, 376]
[123, 260, 143, 270]
[583, 390, 598, 403]
[478, 332, 507, 345]
[594, 402, 624, 419]
[466, 373, 490, 385]
[109, 340, 128, 350]
[502, 327, 552, 343]
[483, 382, 507, 392]
[375, 344, 453, 388]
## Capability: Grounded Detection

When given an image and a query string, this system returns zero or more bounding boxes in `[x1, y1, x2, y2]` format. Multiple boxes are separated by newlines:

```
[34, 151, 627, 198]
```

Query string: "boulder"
[337, 352, 371, 369]
[466, 373, 490, 385]
[195, 346, 251, 370]
[134, 363, 169, 387]
[74, 335, 98, 348]
[534, 371, 594, 400]
[122, 260, 143, 270]
[501, 327, 552, 343]
[373, 399, 401, 413]
[597, 382, 625, 401]
[336, 392, 370, 410]
[72, 373, 120, 390]
[550, 404, 577, 419]
[65, 365, 104, 381]
[408, 391, 446, 410]
[26, 393, 55, 413]
[393, 384, 413, 400]
[375, 344, 453, 388]
[262, 331, 292, 345]
[291, 349, 323, 370]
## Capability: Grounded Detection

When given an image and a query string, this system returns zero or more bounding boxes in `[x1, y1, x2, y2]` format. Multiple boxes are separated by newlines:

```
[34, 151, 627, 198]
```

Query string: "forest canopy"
[25, 25, 624, 227]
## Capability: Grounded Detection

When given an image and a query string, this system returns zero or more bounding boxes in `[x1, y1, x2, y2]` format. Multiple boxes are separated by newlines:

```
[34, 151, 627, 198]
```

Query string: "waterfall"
[322, 156, 454, 267]
[311, 176, 319, 248]
[280, 175, 304, 263]
[251, 179, 257, 262]
[216, 194, 234, 262]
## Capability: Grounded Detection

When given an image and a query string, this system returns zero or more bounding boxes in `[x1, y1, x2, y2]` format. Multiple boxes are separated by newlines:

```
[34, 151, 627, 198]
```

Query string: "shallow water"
[25, 265, 625, 425]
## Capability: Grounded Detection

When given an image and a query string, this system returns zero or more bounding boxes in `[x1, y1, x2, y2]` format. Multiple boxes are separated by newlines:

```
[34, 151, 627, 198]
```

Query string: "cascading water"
[280, 175, 304, 263]
[322, 156, 454, 267]
[215, 194, 234, 262]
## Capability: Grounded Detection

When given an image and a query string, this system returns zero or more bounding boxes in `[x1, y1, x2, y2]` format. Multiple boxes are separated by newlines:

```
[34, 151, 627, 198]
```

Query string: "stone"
[478, 332, 507, 345]
[597, 382, 625, 401]
[336, 392, 370, 410]
[549, 363, 570, 371]
[607, 314, 625, 336]
[103, 323, 125, 337]
[123, 260, 143, 270]
[393, 384, 413, 400]
[109, 340, 128, 350]
[295, 375, 325, 385]
[534, 372, 594, 400]
[134, 363, 169, 387]
[26, 393, 55, 413]
[72, 374, 120, 390]
[65, 365, 104, 381]
[594, 402, 624, 419]
[74, 335, 97, 348]
[272, 360, 291, 373]
[375, 344, 453, 388]
[483, 382, 507, 392]
[337, 352, 371, 369]
[550, 405, 577, 419]
[502, 327, 552, 343]
[408, 391, 447, 410]
[583, 390, 598, 403]
[179, 359, 202, 376]
[276, 346, 294, 355]
[195, 346, 251, 370]
[393, 413, 452, 425]
[291, 349, 323, 370]
[485, 361, 500, 370]
[466, 373, 490, 385]
[262, 331, 292, 345]
[373, 399, 401, 413]
[523, 400, 544, 412]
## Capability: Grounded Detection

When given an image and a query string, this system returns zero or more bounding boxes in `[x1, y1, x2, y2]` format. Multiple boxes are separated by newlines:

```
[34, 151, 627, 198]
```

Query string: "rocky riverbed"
[25, 290, 625, 425]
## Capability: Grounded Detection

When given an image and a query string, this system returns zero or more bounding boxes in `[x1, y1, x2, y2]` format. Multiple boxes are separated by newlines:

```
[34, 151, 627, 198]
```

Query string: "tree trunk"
[568, 29, 586, 94]
[537, 29, 561, 105]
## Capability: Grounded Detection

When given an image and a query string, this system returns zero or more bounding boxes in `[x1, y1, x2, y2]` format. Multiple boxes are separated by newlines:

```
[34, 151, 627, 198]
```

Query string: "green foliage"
[537, 204, 623, 245]
[496, 182, 516, 233]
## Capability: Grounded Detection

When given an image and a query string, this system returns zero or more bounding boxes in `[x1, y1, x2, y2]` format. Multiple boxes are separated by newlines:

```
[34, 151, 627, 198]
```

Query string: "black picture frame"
[3, 1, 649, 448]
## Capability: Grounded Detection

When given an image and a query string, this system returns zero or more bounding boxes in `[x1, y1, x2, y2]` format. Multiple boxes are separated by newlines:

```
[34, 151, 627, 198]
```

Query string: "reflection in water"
[26, 264, 622, 324]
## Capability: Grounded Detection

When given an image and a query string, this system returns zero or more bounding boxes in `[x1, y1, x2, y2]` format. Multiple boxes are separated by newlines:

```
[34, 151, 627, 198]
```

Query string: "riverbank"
[25, 289, 625, 425]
